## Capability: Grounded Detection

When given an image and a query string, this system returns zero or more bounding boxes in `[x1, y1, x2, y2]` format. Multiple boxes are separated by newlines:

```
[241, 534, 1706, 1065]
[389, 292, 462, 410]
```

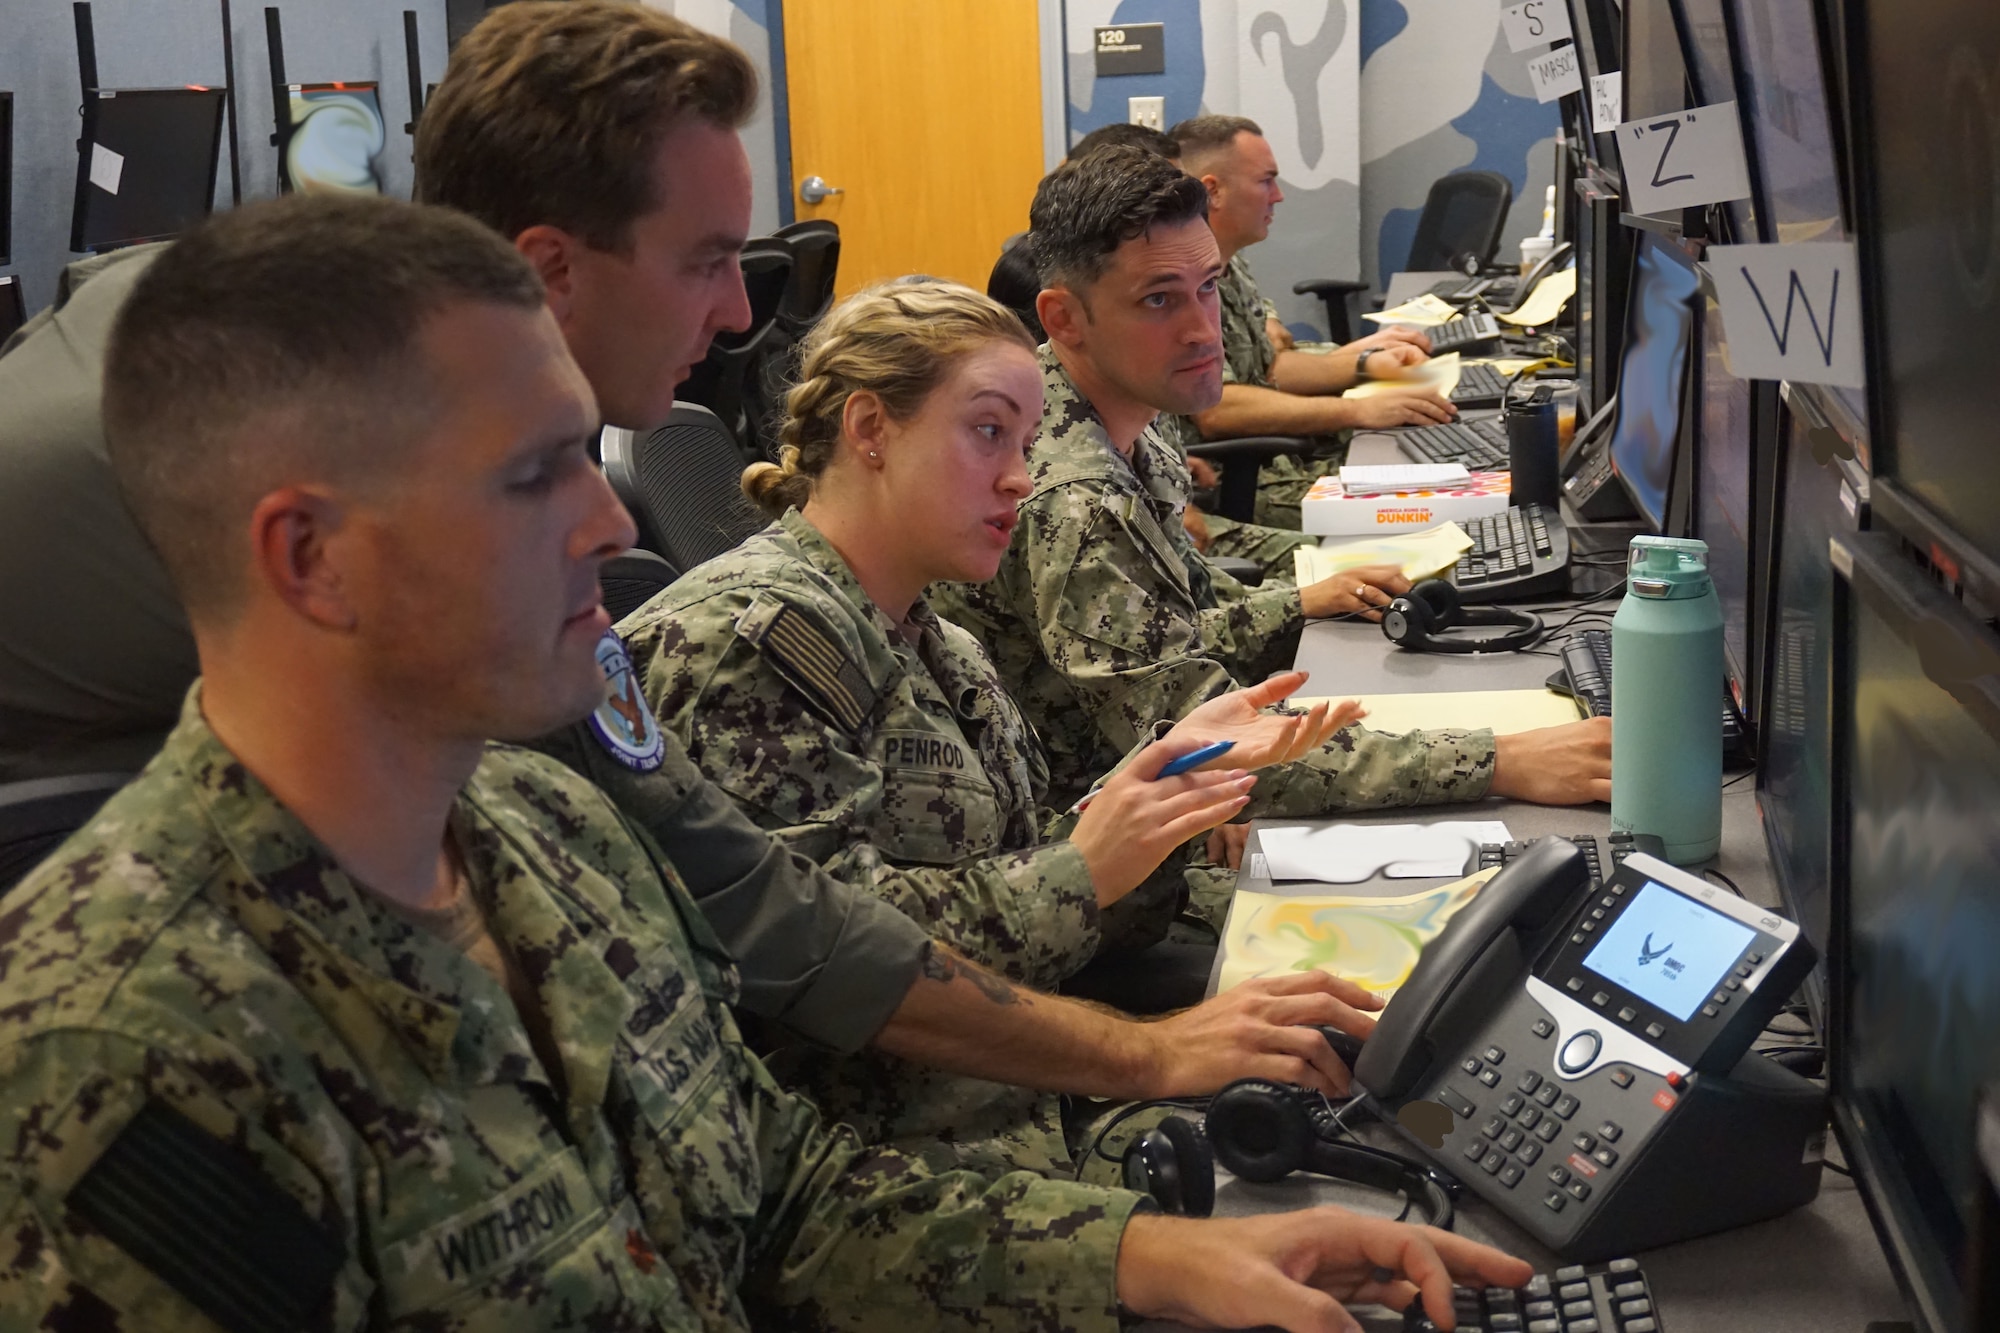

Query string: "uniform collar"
[771, 507, 927, 694]
[1033, 345, 1193, 514]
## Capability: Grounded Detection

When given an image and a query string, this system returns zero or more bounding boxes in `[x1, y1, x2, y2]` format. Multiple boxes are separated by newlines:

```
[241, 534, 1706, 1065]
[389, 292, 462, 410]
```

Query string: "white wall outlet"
[1128, 96, 1166, 131]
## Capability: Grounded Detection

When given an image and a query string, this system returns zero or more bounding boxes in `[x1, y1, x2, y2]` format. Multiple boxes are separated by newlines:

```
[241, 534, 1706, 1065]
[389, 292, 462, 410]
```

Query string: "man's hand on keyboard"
[1345, 389, 1457, 429]
[1116, 1208, 1534, 1333]
[1356, 324, 1435, 358]
[1356, 341, 1429, 380]
[1301, 565, 1412, 621]
[1490, 716, 1614, 805]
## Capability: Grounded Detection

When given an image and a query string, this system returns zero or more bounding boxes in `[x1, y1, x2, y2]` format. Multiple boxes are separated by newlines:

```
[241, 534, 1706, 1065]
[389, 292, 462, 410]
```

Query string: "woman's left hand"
[1169, 671, 1364, 772]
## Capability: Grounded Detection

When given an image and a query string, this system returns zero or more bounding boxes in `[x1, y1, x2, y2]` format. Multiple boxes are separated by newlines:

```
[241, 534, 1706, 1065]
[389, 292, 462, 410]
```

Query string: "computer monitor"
[1623, 0, 1689, 123]
[281, 83, 386, 195]
[1832, 531, 2000, 1333]
[1563, 0, 1622, 165]
[69, 87, 227, 253]
[1, 91, 13, 267]
[1665, 0, 1756, 242]
[1847, 0, 2000, 564]
[1756, 385, 1862, 999]
[1721, 0, 1867, 426]
[1607, 233, 1700, 532]
[1691, 288, 1754, 710]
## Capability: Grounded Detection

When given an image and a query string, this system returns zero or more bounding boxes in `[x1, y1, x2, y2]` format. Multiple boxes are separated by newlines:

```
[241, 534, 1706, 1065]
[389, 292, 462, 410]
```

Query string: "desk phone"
[1355, 839, 1825, 1258]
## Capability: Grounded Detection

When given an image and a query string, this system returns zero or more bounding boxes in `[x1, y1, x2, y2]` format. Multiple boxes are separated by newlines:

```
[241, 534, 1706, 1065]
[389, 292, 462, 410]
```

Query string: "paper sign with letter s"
[1500, 0, 1573, 52]
[1706, 242, 1866, 389]
[1614, 102, 1753, 214]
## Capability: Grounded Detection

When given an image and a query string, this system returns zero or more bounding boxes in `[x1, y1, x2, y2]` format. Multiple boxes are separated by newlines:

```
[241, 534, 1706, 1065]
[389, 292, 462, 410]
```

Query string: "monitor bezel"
[1607, 231, 1700, 534]
[1717, 0, 1855, 248]
[68, 86, 228, 253]
[276, 79, 387, 197]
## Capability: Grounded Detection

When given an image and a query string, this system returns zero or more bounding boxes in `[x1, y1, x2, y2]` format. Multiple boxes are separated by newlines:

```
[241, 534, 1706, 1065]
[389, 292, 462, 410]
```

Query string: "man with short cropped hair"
[931, 148, 1613, 831]
[1166, 114, 1457, 527]
[0, 190, 1532, 1333]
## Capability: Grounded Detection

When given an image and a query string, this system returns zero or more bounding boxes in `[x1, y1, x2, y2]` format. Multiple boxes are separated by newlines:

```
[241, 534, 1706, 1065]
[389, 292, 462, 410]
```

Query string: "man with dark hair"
[0, 190, 1531, 1333]
[932, 147, 1613, 852]
[0, 0, 1386, 1176]
[1068, 120, 1181, 161]
[1165, 114, 1454, 528]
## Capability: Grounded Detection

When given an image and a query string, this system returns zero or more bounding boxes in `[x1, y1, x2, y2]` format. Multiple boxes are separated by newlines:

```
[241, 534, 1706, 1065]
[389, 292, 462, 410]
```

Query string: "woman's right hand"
[1069, 741, 1256, 907]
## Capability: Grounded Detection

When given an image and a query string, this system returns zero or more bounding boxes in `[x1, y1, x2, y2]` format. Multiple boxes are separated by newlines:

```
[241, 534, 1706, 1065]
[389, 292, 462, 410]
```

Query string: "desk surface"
[1167, 464, 1912, 1333]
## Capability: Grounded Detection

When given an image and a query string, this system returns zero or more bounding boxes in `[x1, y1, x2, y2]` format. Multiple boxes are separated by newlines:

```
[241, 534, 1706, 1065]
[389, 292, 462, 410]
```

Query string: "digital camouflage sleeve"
[0, 693, 1144, 1332]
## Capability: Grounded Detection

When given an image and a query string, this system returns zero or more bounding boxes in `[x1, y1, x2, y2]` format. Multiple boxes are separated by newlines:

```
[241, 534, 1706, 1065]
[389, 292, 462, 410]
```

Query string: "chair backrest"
[600, 405, 768, 573]
[1, 771, 130, 894]
[773, 219, 840, 334]
[599, 548, 681, 624]
[679, 240, 794, 443]
[1405, 171, 1515, 274]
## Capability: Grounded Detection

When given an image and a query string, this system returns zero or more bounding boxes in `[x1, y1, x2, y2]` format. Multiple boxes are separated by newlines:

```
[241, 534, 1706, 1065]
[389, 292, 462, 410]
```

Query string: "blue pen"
[1157, 740, 1235, 778]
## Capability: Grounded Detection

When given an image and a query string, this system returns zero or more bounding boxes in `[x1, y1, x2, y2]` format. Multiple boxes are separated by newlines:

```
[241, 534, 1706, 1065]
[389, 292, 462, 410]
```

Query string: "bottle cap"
[1626, 535, 1712, 599]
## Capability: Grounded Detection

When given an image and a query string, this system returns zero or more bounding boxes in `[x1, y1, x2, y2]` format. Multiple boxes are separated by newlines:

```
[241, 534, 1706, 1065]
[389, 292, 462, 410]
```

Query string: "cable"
[1723, 770, 1756, 791]
[1823, 1161, 1853, 1177]
[1702, 868, 1745, 898]
[1075, 1097, 1210, 1179]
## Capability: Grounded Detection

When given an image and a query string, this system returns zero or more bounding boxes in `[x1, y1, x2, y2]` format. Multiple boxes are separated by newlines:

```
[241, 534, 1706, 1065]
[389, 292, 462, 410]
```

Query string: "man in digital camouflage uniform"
[0, 191, 1532, 1333]
[930, 150, 1614, 911]
[1162, 115, 1459, 530]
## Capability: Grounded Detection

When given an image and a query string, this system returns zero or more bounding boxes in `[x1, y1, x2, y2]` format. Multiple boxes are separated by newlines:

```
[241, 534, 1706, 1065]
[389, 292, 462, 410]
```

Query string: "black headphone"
[1380, 579, 1544, 655]
[1121, 1081, 1457, 1228]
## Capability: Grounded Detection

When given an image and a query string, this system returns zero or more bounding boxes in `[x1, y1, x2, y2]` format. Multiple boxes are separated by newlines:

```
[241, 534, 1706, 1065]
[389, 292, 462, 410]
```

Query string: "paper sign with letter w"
[1706, 241, 1867, 390]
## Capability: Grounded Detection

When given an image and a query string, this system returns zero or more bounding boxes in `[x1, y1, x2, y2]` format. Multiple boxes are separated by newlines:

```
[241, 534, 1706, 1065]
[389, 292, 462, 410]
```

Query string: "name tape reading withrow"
[1613, 101, 1753, 214]
[1706, 242, 1866, 390]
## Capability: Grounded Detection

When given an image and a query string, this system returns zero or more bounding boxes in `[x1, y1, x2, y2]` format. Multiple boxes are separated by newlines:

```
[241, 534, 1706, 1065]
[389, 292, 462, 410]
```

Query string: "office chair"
[679, 239, 794, 450]
[772, 220, 840, 336]
[600, 406, 768, 574]
[1185, 436, 1315, 524]
[1, 771, 129, 894]
[1295, 170, 1516, 342]
[599, 548, 682, 624]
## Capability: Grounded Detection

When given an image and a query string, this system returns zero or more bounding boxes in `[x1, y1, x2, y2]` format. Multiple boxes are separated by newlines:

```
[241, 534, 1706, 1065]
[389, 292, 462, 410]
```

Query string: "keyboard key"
[1528, 1322, 1560, 1333]
[1519, 1071, 1543, 1094]
[1565, 977, 1584, 993]
[1552, 1266, 1587, 1284]
[1561, 1300, 1594, 1319]
[1627, 1321, 1658, 1333]
[1569, 1321, 1599, 1333]
[1610, 1069, 1635, 1088]
[1607, 1258, 1640, 1273]
[1702, 1003, 1720, 1017]
[1598, 1121, 1623, 1142]
[1526, 1300, 1557, 1318]
[1591, 991, 1610, 1008]
[1515, 1140, 1542, 1165]
[1610, 1281, 1646, 1300]
[1554, 1094, 1580, 1119]
[1524, 1275, 1553, 1298]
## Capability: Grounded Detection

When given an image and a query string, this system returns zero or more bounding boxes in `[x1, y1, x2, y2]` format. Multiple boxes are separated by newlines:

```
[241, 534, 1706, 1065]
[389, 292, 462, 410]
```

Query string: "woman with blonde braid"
[619, 280, 1369, 1178]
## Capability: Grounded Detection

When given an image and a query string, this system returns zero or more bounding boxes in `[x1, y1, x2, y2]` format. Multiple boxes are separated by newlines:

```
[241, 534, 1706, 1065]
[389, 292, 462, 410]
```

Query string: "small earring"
[868, 450, 881, 461]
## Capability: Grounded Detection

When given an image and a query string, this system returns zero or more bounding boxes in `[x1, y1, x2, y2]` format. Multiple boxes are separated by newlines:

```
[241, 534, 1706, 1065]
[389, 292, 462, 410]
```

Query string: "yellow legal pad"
[1289, 689, 1584, 736]
[1217, 868, 1499, 998]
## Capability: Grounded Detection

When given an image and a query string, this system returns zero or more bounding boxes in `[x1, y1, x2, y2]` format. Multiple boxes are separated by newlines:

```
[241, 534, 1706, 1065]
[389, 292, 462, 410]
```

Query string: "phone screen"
[1581, 880, 1755, 1020]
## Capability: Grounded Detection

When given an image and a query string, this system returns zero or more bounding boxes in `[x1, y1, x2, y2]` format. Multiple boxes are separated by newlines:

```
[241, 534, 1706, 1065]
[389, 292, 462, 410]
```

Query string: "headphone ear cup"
[1122, 1126, 1184, 1214]
[1155, 1115, 1215, 1218]
[1381, 594, 1434, 649]
[1204, 1079, 1311, 1184]
[1410, 578, 1463, 628]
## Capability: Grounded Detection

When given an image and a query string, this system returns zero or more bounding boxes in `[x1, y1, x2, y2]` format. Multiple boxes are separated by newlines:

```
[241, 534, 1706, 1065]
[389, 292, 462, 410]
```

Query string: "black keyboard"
[1451, 363, 1514, 410]
[1553, 628, 1749, 762]
[1398, 416, 1510, 470]
[1427, 311, 1504, 354]
[1468, 832, 1668, 885]
[1423, 275, 1522, 306]
[1452, 503, 1570, 602]
[1404, 1259, 1665, 1333]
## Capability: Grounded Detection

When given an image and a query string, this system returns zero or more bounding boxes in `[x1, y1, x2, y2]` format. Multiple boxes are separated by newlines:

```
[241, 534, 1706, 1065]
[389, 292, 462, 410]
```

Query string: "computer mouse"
[1309, 1025, 1367, 1069]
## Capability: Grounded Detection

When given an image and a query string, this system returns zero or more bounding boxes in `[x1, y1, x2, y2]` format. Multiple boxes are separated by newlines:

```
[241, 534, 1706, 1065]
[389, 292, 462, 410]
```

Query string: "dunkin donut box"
[1299, 470, 1512, 535]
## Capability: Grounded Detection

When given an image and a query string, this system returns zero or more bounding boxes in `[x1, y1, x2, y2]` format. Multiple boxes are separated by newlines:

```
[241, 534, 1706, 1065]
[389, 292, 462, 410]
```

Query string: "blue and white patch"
[586, 631, 665, 773]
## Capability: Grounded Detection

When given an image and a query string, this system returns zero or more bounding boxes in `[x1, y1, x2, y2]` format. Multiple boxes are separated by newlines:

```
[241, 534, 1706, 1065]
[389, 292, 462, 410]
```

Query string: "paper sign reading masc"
[1706, 242, 1866, 390]
[1527, 44, 1584, 103]
[1500, 0, 1573, 52]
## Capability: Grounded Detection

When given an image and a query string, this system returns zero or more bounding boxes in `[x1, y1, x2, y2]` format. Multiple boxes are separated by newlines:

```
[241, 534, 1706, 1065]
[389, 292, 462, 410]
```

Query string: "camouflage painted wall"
[642, 0, 785, 236]
[1064, 0, 1559, 337]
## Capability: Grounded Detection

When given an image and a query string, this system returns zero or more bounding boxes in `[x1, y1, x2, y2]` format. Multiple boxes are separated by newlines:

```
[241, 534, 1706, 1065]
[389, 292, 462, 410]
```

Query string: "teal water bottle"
[1609, 536, 1723, 864]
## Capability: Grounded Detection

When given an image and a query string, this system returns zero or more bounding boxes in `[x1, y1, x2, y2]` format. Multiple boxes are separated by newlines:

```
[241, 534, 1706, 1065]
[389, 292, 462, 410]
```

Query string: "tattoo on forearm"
[919, 942, 1025, 1007]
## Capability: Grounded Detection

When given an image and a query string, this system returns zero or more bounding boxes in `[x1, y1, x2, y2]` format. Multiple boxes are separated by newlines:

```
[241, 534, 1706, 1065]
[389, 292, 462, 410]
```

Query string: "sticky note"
[89, 142, 125, 196]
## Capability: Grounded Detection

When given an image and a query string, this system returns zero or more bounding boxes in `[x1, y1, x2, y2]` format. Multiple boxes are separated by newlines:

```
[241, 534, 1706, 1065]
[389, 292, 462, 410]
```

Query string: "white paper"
[1258, 821, 1513, 884]
[1500, 0, 1573, 52]
[1705, 241, 1867, 389]
[1589, 72, 1623, 136]
[89, 142, 125, 196]
[1614, 101, 1754, 214]
[1526, 44, 1585, 104]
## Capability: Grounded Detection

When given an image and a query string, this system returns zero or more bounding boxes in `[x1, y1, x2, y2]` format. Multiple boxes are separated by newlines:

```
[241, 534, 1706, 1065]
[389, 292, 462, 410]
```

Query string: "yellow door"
[783, 0, 1045, 298]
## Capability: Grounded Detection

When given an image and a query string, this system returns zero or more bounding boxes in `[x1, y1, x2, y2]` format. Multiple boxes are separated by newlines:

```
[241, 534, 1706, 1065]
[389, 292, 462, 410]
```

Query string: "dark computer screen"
[1623, 0, 1689, 123]
[0, 274, 23, 341]
[1757, 388, 1854, 977]
[1693, 289, 1753, 700]
[69, 88, 227, 252]
[283, 83, 386, 195]
[1836, 534, 2000, 1333]
[1608, 233, 1700, 531]
[1667, 0, 1756, 241]
[1851, 0, 2000, 563]
[1563, 0, 1621, 164]
[2, 91, 13, 267]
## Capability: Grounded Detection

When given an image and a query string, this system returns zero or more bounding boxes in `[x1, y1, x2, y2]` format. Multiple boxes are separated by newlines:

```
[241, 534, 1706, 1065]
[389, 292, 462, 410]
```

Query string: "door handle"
[800, 175, 843, 205]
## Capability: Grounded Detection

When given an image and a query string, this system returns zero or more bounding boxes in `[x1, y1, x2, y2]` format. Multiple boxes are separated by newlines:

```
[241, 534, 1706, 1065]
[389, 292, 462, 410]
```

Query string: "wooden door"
[783, 0, 1045, 298]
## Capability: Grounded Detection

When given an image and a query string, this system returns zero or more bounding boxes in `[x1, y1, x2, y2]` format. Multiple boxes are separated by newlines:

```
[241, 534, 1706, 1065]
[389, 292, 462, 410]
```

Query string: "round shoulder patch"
[586, 631, 666, 773]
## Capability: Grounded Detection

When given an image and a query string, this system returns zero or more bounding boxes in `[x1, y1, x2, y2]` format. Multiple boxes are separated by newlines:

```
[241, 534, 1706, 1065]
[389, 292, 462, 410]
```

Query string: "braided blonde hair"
[742, 278, 1038, 517]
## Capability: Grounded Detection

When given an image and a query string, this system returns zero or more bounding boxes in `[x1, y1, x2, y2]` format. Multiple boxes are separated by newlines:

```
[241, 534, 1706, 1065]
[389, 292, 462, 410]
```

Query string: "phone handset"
[1355, 838, 1591, 1100]
[1506, 241, 1577, 314]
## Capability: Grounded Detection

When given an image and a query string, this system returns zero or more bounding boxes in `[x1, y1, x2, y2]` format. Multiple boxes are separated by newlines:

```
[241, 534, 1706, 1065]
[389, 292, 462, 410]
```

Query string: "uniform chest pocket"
[868, 726, 1008, 866]
[1106, 496, 1195, 605]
